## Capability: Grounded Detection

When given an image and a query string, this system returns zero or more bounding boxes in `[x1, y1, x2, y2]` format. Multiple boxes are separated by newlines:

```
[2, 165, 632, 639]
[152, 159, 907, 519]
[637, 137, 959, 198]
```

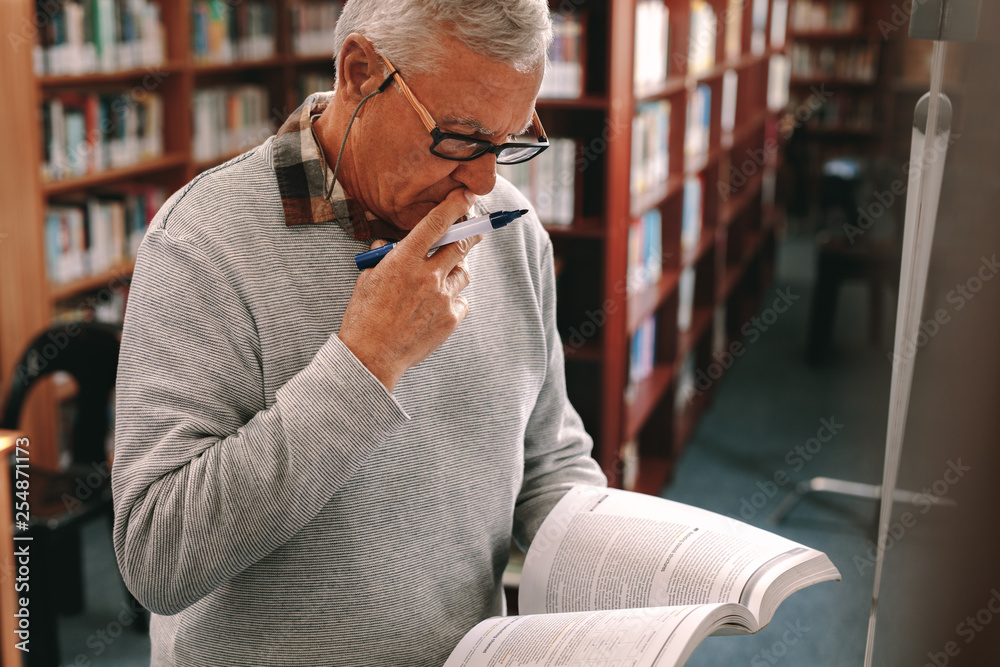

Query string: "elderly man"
[112, 0, 606, 664]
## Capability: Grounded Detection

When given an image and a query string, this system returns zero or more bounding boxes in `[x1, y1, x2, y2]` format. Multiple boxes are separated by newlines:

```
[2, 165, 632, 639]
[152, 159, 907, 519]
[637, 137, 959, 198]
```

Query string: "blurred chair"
[806, 158, 903, 365]
[1, 321, 144, 667]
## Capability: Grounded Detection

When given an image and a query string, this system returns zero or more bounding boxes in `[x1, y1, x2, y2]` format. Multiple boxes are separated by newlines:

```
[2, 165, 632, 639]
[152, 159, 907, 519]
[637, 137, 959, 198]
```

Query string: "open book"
[445, 486, 840, 667]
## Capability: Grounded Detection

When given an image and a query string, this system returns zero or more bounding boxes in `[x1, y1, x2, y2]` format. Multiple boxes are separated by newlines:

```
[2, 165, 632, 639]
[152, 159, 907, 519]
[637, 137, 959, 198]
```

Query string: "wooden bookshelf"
[551, 0, 783, 492]
[0, 0, 783, 494]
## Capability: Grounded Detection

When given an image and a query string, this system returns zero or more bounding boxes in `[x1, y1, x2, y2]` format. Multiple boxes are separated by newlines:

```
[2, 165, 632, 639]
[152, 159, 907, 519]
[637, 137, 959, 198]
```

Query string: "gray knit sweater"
[112, 133, 606, 666]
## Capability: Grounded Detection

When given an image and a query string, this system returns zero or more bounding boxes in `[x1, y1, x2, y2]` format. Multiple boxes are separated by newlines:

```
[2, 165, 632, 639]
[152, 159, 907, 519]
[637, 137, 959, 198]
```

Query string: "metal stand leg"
[769, 476, 957, 524]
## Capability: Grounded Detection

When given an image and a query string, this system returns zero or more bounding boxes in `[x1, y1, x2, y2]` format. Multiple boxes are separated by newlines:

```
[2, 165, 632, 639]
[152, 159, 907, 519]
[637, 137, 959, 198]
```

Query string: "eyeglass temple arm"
[377, 53, 437, 132]
[532, 109, 548, 143]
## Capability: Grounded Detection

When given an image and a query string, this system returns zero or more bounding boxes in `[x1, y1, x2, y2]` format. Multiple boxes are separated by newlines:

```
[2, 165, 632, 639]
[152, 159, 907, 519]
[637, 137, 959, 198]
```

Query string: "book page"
[444, 604, 742, 667]
[520, 486, 822, 617]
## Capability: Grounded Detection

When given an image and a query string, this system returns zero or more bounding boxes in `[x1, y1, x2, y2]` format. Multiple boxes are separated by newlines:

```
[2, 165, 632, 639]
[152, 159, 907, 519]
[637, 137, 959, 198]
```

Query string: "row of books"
[627, 209, 663, 296]
[32, 0, 165, 76]
[685, 84, 712, 166]
[41, 91, 163, 182]
[539, 13, 583, 99]
[630, 100, 670, 198]
[45, 185, 165, 285]
[633, 0, 669, 93]
[789, 0, 862, 33]
[789, 42, 877, 82]
[629, 314, 658, 386]
[192, 85, 273, 164]
[190, 0, 276, 65]
[289, 1, 341, 56]
[768, 55, 791, 111]
[496, 138, 576, 226]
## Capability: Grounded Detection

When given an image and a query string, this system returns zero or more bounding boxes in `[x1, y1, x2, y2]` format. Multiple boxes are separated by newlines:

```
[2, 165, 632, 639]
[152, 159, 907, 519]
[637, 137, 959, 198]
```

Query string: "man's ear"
[337, 34, 383, 102]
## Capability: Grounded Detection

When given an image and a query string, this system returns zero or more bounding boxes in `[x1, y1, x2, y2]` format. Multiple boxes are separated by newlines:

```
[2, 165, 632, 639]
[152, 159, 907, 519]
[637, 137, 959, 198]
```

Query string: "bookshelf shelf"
[630, 174, 684, 218]
[43, 152, 188, 196]
[787, 29, 874, 40]
[635, 76, 688, 102]
[544, 220, 606, 239]
[678, 306, 714, 361]
[789, 75, 875, 87]
[624, 363, 675, 443]
[627, 269, 681, 336]
[719, 172, 765, 227]
[50, 261, 136, 303]
[191, 57, 288, 74]
[564, 340, 603, 362]
[721, 111, 768, 152]
[38, 61, 187, 87]
[682, 230, 715, 269]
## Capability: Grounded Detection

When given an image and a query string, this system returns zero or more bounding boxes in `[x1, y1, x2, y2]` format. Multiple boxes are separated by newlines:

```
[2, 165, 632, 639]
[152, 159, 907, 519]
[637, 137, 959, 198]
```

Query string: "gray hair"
[333, 0, 552, 77]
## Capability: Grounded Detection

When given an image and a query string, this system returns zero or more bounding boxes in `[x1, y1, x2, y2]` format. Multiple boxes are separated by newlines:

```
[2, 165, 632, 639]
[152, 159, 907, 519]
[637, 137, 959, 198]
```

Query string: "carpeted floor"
[60, 230, 890, 666]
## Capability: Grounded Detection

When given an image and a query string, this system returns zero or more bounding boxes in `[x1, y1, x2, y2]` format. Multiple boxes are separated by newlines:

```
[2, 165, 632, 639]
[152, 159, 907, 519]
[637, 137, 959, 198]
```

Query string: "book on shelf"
[687, 0, 717, 77]
[40, 90, 164, 182]
[633, 0, 669, 94]
[724, 0, 743, 62]
[675, 351, 697, 415]
[771, 0, 789, 47]
[751, 0, 769, 55]
[629, 314, 657, 386]
[627, 209, 663, 296]
[684, 84, 711, 167]
[190, 0, 275, 65]
[681, 176, 703, 260]
[789, 42, 876, 82]
[289, 1, 341, 56]
[445, 485, 841, 667]
[768, 54, 791, 110]
[33, 0, 166, 76]
[789, 0, 862, 33]
[539, 13, 583, 99]
[630, 100, 670, 197]
[678, 266, 696, 332]
[721, 69, 738, 135]
[192, 85, 273, 164]
[496, 138, 576, 226]
[45, 185, 165, 286]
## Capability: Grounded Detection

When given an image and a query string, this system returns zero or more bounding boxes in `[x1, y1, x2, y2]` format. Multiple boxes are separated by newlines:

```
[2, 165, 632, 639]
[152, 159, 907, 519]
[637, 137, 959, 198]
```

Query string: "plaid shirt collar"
[271, 92, 406, 241]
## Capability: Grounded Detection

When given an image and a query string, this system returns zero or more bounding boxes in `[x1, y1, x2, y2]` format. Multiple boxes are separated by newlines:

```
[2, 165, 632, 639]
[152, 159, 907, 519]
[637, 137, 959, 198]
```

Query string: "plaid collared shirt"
[271, 92, 406, 241]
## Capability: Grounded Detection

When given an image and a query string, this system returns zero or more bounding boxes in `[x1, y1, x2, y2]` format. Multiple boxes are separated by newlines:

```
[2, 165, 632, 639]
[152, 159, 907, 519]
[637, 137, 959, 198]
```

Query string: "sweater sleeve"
[512, 238, 608, 550]
[112, 226, 409, 616]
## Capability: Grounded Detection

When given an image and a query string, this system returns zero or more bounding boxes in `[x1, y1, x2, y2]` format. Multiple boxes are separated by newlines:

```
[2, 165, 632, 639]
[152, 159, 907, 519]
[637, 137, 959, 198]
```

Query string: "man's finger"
[398, 188, 477, 258]
[430, 233, 484, 273]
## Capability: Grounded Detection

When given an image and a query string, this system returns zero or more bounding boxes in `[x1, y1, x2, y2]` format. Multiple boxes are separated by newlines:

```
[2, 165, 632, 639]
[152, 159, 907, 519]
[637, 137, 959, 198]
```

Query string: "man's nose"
[452, 154, 497, 196]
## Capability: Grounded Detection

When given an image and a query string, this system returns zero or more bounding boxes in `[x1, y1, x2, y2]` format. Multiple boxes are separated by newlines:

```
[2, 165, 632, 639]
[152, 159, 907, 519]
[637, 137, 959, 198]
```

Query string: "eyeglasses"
[378, 53, 549, 165]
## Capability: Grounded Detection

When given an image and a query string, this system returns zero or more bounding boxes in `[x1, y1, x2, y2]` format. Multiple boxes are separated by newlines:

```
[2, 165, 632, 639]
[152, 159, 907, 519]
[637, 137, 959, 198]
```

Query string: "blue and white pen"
[354, 208, 529, 270]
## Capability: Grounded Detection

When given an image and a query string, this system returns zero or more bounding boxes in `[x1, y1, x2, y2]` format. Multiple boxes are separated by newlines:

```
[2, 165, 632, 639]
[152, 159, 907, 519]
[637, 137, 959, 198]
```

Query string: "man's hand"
[338, 188, 484, 392]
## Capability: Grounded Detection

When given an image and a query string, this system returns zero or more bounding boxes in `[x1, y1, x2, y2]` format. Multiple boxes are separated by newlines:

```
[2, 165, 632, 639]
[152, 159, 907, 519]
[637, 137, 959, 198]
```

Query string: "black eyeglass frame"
[378, 53, 549, 165]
